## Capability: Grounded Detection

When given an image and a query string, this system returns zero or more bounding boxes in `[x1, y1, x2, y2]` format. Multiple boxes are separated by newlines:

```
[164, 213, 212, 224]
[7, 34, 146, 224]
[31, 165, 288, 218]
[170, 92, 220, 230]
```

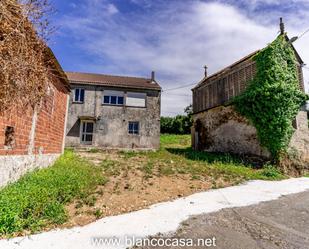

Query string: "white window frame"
[102, 90, 124, 106]
[128, 121, 139, 135]
[74, 88, 85, 103]
[80, 121, 94, 145]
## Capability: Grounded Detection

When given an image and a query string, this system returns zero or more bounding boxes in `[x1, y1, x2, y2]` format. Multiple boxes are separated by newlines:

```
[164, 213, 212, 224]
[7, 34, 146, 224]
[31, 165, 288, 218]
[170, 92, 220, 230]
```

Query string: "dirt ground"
[136, 190, 309, 249]
[62, 150, 232, 228]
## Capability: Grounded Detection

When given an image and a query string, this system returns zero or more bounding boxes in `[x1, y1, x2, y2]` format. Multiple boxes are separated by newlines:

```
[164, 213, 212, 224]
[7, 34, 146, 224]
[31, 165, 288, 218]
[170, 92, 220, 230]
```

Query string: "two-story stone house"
[65, 71, 161, 150]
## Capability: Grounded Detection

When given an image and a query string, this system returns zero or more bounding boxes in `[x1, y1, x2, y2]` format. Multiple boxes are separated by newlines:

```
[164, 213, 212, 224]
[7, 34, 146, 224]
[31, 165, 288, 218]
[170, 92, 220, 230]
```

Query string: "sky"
[49, 0, 309, 116]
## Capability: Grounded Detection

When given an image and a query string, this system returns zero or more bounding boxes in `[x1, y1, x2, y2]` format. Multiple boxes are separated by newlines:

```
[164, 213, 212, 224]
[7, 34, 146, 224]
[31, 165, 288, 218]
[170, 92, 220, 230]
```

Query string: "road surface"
[138, 190, 309, 249]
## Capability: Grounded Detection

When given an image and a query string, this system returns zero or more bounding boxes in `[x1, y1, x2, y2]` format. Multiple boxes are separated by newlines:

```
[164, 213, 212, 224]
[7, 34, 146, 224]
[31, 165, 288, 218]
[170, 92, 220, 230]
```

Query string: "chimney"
[151, 71, 155, 83]
[204, 65, 208, 78]
[280, 17, 285, 35]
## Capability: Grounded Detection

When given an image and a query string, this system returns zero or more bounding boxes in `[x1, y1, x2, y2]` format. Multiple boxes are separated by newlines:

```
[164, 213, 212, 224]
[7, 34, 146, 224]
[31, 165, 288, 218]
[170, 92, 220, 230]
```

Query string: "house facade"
[65, 72, 161, 150]
[191, 34, 309, 164]
[0, 48, 70, 187]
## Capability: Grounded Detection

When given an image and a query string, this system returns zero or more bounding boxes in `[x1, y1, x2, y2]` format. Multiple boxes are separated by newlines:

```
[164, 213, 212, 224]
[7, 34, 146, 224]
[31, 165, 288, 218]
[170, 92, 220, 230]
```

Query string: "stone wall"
[0, 153, 59, 187]
[65, 85, 161, 150]
[193, 106, 309, 158]
[192, 105, 271, 158]
[289, 109, 309, 162]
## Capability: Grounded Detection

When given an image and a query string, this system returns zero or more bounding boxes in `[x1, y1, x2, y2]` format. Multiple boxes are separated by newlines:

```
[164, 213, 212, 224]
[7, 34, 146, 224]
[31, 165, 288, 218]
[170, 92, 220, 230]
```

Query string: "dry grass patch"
[63, 135, 284, 228]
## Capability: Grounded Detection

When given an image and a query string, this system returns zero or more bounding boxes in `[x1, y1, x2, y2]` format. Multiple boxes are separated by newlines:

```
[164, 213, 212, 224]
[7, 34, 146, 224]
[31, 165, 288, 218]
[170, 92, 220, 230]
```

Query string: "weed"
[0, 150, 105, 236]
[83, 196, 97, 207]
[191, 175, 201, 180]
[88, 148, 100, 153]
[75, 201, 83, 209]
[258, 165, 284, 180]
[96, 189, 104, 196]
[142, 162, 154, 176]
[100, 160, 121, 176]
[0, 135, 287, 237]
[93, 209, 103, 219]
[159, 165, 174, 176]
[119, 150, 140, 159]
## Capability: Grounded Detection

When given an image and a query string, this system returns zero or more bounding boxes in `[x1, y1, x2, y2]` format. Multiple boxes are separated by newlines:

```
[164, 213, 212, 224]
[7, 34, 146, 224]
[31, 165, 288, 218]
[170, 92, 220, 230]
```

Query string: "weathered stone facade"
[192, 105, 309, 163]
[289, 108, 309, 162]
[65, 73, 161, 150]
[192, 105, 271, 158]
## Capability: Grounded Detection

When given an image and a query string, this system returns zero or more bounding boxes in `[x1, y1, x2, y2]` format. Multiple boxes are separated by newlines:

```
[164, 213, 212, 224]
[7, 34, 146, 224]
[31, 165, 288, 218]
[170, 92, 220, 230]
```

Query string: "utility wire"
[163, 82, 196, 92]
[162, 92, 192, 97]
[298, 28, 309, 40]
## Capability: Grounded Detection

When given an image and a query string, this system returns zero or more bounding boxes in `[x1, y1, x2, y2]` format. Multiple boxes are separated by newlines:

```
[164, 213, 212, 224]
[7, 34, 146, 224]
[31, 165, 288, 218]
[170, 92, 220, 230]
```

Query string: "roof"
[193, 50, 259, 90]
[66, 72, 161, 91]
[193, 34, 304, 91]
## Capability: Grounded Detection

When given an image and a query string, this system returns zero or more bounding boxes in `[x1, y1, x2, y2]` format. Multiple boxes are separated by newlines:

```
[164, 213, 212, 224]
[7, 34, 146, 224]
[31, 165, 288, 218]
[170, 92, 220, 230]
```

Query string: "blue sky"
[49, 0, 309, 116]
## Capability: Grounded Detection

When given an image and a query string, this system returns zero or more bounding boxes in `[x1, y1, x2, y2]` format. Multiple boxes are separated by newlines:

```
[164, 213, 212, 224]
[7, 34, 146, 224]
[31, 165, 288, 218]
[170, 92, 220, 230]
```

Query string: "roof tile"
[66, 72, 161, 90]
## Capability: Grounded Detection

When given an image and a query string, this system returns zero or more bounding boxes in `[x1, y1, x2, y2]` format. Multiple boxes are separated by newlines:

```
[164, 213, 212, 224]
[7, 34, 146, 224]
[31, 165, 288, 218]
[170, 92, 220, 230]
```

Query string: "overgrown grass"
[0, 135, 286, 237]
[153, 134, 285, 181]
[100, 159, 122, 176]
[0, 150, 106, 236]
[160, 134, 191, 148]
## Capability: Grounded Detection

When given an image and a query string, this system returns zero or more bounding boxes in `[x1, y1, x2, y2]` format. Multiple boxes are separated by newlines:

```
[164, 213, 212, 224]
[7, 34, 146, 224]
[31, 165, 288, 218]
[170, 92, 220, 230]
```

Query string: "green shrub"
[259, 165, 283, 179]
[234, 35, 308, 159]
[160, 105, 192, 135]
[0, 150, 106, 236]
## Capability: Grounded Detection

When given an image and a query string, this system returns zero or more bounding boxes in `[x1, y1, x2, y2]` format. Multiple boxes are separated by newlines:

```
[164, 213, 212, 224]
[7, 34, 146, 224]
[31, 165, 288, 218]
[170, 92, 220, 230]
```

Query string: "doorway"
[80, 121, 94, 145]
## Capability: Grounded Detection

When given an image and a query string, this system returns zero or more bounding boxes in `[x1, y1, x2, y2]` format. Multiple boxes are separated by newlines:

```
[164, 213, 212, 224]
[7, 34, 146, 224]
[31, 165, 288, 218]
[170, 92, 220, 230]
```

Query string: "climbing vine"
[234, 35, 308, 159]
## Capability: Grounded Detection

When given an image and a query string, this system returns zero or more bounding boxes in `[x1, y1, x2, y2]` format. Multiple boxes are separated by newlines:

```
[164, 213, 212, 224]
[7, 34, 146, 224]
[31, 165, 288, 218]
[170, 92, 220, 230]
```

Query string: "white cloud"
[106, 3, 119, 15]
[59, 0, 309, 116]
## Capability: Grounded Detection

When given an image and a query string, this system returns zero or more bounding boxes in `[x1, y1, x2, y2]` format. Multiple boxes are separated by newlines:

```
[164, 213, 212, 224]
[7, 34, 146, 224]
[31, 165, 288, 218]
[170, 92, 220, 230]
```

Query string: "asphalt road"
[137, 190, 309, 249]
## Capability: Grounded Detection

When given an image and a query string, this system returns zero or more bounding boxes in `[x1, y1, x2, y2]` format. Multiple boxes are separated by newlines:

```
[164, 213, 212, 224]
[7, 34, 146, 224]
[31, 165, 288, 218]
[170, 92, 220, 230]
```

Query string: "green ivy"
[234, 35, 308, 159]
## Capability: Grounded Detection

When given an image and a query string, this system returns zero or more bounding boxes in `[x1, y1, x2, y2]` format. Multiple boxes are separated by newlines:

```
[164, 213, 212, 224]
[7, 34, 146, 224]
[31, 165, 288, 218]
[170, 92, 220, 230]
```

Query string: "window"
[4, 126, 15, 149]
[128, 122, 139, 135]
[74, 88, 85, 103]
[126, 92, 146, 107]
[103, 90, 124, 105]
[81, 121, 94, 144]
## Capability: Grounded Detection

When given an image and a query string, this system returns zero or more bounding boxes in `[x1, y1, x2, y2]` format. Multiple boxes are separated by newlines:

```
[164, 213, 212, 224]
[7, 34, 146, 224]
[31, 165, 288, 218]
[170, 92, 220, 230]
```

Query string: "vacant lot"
[0, 135, 284, 237]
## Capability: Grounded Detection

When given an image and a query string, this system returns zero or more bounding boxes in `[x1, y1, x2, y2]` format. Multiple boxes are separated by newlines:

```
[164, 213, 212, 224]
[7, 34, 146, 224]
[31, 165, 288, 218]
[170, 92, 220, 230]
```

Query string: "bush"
[161, 115, 192, 134]
[161, 105, 193, 134]
[0, 150, 106, 236]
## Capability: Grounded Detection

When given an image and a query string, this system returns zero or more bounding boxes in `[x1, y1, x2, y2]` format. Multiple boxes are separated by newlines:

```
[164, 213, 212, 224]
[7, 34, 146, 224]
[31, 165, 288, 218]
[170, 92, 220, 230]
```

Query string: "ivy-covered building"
[192, 19, 309, 171]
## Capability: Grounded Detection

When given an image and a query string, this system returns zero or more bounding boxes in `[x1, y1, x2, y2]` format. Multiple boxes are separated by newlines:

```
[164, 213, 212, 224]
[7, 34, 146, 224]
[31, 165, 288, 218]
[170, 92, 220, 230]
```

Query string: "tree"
[160, 105, 193, 134]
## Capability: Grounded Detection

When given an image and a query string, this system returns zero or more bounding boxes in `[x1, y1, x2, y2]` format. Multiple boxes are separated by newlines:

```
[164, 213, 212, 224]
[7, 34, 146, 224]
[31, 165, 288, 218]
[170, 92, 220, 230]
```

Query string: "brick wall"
[34, 84, 68, 154]
[0, 82, 68, 156]
[0, 106, 33, 155]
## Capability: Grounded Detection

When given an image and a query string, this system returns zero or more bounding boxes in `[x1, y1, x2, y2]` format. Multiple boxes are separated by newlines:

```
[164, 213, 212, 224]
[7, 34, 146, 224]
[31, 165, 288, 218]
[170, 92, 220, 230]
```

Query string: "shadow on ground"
[166, 147, 269, 168]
